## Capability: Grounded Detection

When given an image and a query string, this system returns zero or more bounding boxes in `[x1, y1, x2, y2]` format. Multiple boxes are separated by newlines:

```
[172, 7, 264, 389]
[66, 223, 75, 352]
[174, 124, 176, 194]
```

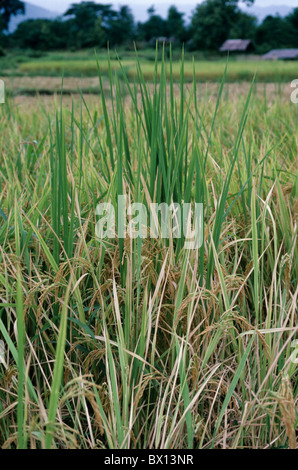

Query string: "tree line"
[0, 0, 298, 53]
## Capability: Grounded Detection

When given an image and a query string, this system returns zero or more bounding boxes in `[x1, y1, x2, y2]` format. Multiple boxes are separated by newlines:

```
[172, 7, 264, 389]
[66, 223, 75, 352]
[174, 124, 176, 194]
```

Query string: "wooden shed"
[262, 49, 298, 60]
[219, 39, 254, 53]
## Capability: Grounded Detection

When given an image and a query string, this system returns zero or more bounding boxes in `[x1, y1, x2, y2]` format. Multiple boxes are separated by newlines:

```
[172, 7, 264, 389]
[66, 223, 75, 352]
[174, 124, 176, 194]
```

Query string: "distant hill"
[240, 4, 294, 23]
[8, 2, 59, 33]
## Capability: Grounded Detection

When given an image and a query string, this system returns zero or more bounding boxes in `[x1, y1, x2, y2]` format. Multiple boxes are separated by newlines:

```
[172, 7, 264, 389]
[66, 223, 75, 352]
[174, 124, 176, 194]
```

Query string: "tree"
[229, 11, 257, 39]
[48, 19, 73, 49]
[190, 0, 255, 50]
[108, 5, 135, 46]
[0, 0, 25, 32]
[140, 5, 167, 41]
[166, 6, 186, 42]
[65, 2, 116, 30]
[12, 19, 54, 50]
[64, 2, 107, 48]
[95, 3, 117, 30]
[286, 8, 298, 47]
[255, 15, 293, 51]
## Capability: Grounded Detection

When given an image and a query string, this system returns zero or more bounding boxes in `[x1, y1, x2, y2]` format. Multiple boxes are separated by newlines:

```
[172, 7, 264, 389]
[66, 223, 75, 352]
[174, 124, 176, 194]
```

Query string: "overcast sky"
[27, 0, 298, 14]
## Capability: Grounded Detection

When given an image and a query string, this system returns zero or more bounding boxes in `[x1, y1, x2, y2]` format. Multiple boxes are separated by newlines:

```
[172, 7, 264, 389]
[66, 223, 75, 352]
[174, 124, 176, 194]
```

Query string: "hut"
[262, 49, 298, 60]
[219, 39, 254, 53]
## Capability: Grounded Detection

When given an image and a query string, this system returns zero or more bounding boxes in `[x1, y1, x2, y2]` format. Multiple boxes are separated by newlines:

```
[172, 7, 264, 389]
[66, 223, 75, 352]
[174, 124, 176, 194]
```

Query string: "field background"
[1, 48, 298, 85]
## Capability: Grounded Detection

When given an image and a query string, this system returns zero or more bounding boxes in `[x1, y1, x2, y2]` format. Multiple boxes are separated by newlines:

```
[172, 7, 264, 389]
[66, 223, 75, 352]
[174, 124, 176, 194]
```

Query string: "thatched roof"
[262, 49, 298, 60]
[219, 39, 252, 52]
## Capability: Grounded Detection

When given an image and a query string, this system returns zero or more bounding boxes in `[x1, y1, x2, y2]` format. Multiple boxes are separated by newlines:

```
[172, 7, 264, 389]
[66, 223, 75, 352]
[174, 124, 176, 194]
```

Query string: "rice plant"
[0, 48, 297, 449]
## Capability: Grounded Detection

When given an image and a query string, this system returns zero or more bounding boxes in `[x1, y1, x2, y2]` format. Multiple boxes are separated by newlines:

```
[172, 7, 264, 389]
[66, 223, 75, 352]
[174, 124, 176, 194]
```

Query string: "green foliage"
[229, 11, 257, 40]
[108, 6, 135, 46]
[64, 1, 109, 48]
[0, 0, 24, 32]
[191, 0, 238, 50]
[137, 5, 167, 42]
[287, 7, 298, 47]
[190, 0, 258, 50]
[166, 5, 188, 43]
[255, 10, 298, 51]
[12, 16, 105, 50]
[13, 19, 62, 50]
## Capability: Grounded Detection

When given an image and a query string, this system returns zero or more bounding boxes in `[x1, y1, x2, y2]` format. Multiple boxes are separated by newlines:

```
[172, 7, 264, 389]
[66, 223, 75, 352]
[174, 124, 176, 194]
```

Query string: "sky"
[26, 0, 298, 14]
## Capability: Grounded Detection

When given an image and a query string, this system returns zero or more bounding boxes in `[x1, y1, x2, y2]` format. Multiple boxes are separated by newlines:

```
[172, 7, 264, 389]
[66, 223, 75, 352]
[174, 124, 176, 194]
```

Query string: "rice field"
[15, 57, 298, 82]
[0, 51, 297, 449]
